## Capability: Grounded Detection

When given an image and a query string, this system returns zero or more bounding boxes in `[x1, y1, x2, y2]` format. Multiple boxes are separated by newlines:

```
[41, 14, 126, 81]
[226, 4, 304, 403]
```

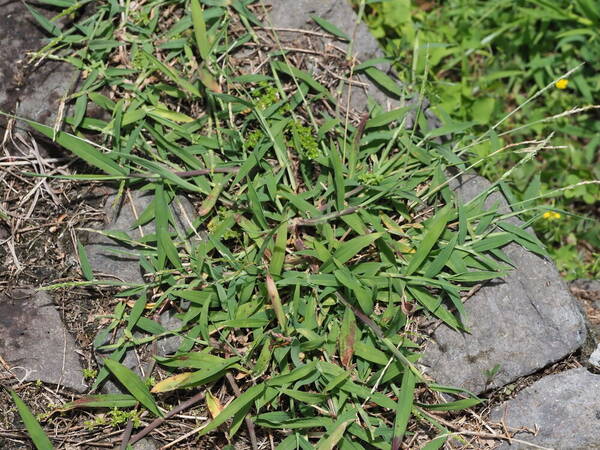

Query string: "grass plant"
[4, 0, 585, 447]
[359, 0, 600, 279]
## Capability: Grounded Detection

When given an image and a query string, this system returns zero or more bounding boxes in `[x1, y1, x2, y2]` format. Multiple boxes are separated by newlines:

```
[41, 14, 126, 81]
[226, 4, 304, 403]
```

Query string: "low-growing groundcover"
[4, 0, 569, 448]
[358, 0, 600, 280]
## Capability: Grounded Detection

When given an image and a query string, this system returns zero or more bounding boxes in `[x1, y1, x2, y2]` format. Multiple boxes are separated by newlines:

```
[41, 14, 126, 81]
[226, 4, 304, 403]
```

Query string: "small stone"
[0, 289, 87, 392]
[86, 190, 196, 284]
[490, 368, 600, 449]
[132, 437, 161, 450]
[589, 344, 600, 368]
[157, 311, 183, 356]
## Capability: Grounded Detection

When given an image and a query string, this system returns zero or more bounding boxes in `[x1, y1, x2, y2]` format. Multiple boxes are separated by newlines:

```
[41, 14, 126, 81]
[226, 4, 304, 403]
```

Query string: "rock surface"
[264, 0, 441, 130]
[0, 289, 87, 392]
[420, 174, 587, 394]
[0, 2, 75, 129]
[490, 368, 600, 449]
[86, 190, 196, 284]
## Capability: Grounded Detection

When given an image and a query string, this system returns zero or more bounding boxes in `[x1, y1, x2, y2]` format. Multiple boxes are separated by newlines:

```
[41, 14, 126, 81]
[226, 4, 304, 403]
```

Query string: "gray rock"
[267, 0, 386, 110]
[264, 0, 440, 131]
[133, 438, 161, 450]
[590, 344, 600, 369]
[86, 190, 196, 284]
[0, 289, 87, 393]
[490, 368, 600, 449]
[157, 311, 183, 356]
[0, 2, 76, 129]
[420, 174, 587, 394]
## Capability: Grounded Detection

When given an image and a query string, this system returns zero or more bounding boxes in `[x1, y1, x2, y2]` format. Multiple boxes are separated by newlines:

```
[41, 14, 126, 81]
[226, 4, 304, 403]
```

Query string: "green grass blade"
[361, 66, 404, 97]
[321, 232, 383, 273]
[191, 0, 211, 63]
[24, 3, 60, 36]
[423, 235, 457, 279]
[199, 383, 266, 436]
[266, 273, 287, 331]
[9, 390, 53, 450]
[338, 307, 356, 368]
[405, 205, 452, 276]
[329, 145, 345, 210]
[76, 240, 93, 281]
[103, 359, 162, 417]
[27, 121, 125, 176]
[496, 221, 549, 258]
[391, 369, 416, 450]
[142, 50, 201, 97]
[270, 223, 287, 276]
[155, 183, 182, 270]
[365, 105, 415, 129]
[310, 15, 349, 41]
[316, 412, 356, 450]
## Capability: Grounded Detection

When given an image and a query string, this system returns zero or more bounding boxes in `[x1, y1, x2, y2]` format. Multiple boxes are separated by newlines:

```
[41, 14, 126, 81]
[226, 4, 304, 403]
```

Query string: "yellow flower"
[555, 79, 569, 90]
[542, 211, 561, 220]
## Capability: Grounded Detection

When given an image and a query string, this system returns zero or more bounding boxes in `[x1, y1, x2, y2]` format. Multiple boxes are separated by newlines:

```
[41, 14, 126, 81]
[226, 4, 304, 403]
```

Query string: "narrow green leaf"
[407, 286, 461, 330]
[316, 412, 356, 450]
[76, 240, 93, 281]
[405, 205, 452, 276]
[9, 390, 53, 450]
[142, 50, 201, 97]
[425, 121, 476, 139]
[362, 67, 404, 97]
[267, 362, 317, 387]
[155, 184, 182, 269]
[470, 232, 514, 252]
[247, 178, 268, 229]
[282, 388, 327, 405]
[329, 145, 345, 211]
[311, 15, 349, 41]
[191, 0, 211, 63]
[27, 121, 125, 176]
[423, 235, 457, 279]
[266, 273, 287, 331]
[199, 383, 266, 436]
[392, 369, 416, 450]
[334, 268, 373, 315]
[270, 223, 287, 276]
[198, 175, 229, 216]
[365, 105, 415, 129]
[321, 232, 383, 273]
[103, 359, 162, 417]
[496, 221, 549, 258]
[24, 3, 60, 36]
[421, 436, 447, 450]
[272, 61, 332, 100]
[419, 397, 483, 411]
[72, 94, 87, 130]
